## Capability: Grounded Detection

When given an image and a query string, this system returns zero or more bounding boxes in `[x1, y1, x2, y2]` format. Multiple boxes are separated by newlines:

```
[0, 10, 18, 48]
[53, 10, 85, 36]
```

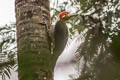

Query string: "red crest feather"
[58, 11, 69, 20]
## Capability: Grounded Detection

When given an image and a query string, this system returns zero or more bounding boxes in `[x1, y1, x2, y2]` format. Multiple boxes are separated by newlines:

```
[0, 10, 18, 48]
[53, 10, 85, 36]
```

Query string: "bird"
[52, 11, 69, 67]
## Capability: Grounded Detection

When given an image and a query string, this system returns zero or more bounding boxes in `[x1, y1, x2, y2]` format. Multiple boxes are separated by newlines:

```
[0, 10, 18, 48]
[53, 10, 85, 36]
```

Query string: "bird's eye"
[62, 14, 65, 18]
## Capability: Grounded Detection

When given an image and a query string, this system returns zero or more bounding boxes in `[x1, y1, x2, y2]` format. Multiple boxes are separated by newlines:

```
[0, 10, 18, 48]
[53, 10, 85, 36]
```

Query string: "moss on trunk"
[15, 0, 53, 80]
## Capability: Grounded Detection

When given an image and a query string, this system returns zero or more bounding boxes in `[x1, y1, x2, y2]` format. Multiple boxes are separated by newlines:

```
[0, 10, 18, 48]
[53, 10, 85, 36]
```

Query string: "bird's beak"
[67, 12, 70, 17]
[67, 12, 77, 18]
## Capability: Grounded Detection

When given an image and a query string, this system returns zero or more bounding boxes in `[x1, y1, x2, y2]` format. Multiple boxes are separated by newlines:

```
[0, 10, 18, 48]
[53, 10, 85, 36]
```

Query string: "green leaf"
[4, 70, 10, 79]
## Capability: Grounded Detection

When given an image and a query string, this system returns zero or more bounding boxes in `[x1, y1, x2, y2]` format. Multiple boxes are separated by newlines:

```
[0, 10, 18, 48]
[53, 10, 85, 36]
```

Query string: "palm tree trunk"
[15, 0, 53, 80]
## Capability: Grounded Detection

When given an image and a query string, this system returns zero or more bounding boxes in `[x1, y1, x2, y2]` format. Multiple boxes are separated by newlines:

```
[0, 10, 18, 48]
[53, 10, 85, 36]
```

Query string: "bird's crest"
[58, 11, 69, 20]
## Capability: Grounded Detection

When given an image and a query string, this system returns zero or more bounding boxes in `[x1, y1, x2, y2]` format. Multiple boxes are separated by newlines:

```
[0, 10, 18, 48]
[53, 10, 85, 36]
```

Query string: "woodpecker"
[53, 11, 69, 63]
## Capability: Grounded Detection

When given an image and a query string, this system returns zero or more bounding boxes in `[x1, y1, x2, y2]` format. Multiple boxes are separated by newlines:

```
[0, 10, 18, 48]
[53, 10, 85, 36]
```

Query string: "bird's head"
[58, 11, 77, 22]
[58, 11, 70, 20]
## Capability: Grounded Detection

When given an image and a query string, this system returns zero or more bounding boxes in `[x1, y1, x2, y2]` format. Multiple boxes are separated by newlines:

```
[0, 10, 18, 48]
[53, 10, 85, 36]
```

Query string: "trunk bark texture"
[15, 0, 53, 80]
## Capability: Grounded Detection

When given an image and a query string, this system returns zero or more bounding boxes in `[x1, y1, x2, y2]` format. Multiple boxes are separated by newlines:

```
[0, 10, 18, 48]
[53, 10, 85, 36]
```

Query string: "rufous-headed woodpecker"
[53, 11, 69, 63]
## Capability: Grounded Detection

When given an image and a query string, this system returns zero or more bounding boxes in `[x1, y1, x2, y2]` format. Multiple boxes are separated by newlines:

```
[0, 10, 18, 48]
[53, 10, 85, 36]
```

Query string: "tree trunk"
[15, 0, 53, 80]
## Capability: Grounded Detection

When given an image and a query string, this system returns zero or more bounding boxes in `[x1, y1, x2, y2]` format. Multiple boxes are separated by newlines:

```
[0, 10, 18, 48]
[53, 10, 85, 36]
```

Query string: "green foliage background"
[51, 0, 120, 80]
[0, 24, 16, 80]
